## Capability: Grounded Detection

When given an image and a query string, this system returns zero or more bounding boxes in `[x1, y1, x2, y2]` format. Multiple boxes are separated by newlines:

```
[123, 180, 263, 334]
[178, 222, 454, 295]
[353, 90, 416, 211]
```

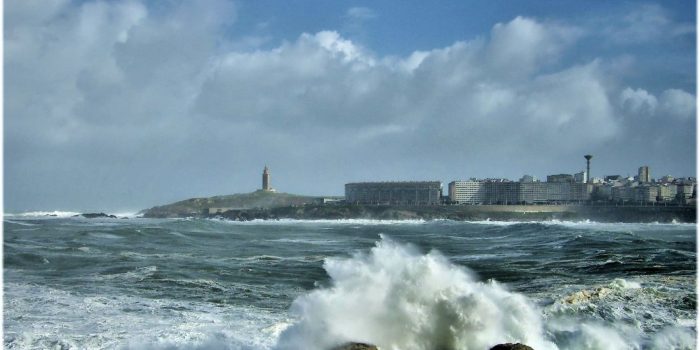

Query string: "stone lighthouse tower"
[262, 165, 271, 191]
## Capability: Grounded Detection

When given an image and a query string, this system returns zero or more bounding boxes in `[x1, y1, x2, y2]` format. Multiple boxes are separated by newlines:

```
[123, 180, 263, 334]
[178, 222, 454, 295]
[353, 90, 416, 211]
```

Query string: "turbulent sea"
[3, 214, 697, 350]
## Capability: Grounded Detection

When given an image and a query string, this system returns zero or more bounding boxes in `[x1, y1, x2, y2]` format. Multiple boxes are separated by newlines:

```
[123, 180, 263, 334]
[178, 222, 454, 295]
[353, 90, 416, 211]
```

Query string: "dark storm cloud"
[4, 1, 695, 212]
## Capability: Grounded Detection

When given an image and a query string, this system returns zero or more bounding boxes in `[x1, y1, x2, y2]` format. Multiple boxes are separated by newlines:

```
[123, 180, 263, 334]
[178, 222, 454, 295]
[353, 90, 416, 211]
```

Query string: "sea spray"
[275, 235, 557, 350]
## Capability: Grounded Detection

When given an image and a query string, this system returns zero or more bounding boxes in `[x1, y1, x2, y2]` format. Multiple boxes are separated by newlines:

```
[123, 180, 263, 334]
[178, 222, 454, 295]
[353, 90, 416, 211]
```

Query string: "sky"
[4, 0, 697, 213]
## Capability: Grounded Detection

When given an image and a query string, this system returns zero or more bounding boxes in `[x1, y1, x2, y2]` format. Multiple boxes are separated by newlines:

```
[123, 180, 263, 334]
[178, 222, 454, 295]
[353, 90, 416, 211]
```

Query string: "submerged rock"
[490, 343, 535, 350]
[331, 342, 378, 350]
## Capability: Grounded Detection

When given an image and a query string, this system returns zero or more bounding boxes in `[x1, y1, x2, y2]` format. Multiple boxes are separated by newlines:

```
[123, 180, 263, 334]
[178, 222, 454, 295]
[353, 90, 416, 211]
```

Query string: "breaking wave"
[275, 236, 557, 350]
[275, 236, 695, 350]
[5, 211, 81, 218]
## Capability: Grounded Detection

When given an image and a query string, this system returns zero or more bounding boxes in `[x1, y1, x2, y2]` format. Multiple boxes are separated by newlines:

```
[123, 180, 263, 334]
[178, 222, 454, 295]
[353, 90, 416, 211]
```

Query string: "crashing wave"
[275, 235, 557, 350]
[275, 236, 696, 350]
[4, 211, 81, 218]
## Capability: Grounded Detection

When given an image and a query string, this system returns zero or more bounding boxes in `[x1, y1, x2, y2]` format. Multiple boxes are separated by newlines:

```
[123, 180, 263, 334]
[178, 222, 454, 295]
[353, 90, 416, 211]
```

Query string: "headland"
[140, 191, 696, 223]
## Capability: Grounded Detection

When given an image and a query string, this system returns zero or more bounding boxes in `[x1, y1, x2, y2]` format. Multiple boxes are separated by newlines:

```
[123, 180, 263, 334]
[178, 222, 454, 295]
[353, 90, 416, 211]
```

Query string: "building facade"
[657, 184, 677, 201]
[547, 174, 574, 183]
[677, 184, 695, 201]
[449, 180, 591, 204]
[633, 185, 658, 203]
[448, 180, 486, 204]
[345, 181, 442, 205]
[518, 182, 548, 203]
[574, 171, 588, 184]
[484, 181, 519, 204]
[612, 185, 634, 202]
[638, 166, 651, 183]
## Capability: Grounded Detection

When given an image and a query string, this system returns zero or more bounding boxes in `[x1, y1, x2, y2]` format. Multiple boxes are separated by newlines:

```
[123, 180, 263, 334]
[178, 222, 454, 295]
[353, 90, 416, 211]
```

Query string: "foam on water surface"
[4, 218, 695, 349]
[5, 211, 82, 218]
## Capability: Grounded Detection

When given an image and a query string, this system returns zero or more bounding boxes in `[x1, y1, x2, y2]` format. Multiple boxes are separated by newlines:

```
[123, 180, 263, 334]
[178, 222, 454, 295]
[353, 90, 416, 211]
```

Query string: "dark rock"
[490, 343, 534, 350]
[331, 342, 378, 350]
[81, 213, 117, 219]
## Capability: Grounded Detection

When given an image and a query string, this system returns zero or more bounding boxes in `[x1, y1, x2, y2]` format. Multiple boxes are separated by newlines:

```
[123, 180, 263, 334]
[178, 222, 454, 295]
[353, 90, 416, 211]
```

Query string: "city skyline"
[5, 1, 696, 212]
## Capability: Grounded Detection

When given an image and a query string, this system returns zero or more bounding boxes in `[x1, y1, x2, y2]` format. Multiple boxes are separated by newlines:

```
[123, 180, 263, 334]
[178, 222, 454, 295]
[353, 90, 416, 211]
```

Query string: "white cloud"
[486, 16, 582, 78]
[346, 7, 377, 21]
[620, 87, 658, 116]
[659, 89, 696, 119]
[604, 4, 694, 44]
[617, 87, 695, 121]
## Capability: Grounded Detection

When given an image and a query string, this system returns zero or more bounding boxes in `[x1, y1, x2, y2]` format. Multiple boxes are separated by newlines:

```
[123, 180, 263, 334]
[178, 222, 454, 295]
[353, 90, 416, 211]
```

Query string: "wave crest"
[275, 235, 557, 350]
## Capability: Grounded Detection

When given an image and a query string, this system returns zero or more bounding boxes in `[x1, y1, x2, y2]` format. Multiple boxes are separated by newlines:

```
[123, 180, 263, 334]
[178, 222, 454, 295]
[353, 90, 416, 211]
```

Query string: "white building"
[448, 180, 486, 204]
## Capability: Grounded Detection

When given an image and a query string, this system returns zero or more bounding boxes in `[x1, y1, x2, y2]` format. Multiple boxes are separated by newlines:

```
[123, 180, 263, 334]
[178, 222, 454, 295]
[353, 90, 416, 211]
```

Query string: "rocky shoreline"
[142, 203, 696, 223]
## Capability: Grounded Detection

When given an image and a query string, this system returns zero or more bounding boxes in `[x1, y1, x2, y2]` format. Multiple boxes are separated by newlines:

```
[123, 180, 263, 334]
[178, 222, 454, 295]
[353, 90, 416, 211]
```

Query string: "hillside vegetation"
[141, 191, 318, 218]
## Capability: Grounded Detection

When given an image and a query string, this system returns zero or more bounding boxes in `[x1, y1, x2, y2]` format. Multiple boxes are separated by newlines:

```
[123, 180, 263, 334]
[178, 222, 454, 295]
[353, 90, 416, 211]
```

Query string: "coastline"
[142, 203, 697, 223]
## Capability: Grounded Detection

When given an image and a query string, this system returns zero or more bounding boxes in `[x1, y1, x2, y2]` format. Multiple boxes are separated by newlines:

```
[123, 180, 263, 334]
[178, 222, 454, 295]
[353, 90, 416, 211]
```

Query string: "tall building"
[518, 182, 548, 203]
[449, 180, 486, 204]
[262, 165, 272, 191]
[484, 181, 519, 204]
[574, 171, 588, 184]
[638, 166, 651, 183]
[345, 181, 442, 205]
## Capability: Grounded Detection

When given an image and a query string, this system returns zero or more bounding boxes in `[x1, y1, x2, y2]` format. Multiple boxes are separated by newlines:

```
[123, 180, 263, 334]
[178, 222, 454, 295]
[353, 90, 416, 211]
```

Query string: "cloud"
[346, 7, 377, 21]
[194, 19, 616, 161]
[342, 6, 377, 42]
[603, 4, 694, 44]
[618, 87, 696, 121]
[4, 1, 696, 211]
[620, 87, 658, 116]
[486, 16, 582, 77]
[659, 89, 696, 119]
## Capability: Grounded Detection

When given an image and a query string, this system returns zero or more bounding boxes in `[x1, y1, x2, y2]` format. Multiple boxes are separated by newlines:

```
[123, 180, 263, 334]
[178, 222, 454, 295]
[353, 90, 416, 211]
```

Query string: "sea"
[3, 213, 697, 350]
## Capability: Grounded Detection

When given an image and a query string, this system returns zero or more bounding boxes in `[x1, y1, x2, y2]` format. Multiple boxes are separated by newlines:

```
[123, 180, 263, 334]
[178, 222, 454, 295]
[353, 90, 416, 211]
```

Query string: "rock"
[564, 287, 611, 304]
[80, 213, 117, 219]
[331, 342, 378, 350]
[490, 343, 534, 350]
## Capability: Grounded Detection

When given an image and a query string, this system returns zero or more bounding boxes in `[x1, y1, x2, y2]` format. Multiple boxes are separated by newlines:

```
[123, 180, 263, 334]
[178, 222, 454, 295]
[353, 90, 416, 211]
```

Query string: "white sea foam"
[544, 277, 696, 349]
[538, 219, 697, 231]
[4, 211, 81, 218]
[265, 238, 342, 245]
[275, 235, 558, 350]
[464, 218, 696, 231]
[214, 218, 431, 225]
[465, 219, 526, 226]
[4, 281, 286, 350]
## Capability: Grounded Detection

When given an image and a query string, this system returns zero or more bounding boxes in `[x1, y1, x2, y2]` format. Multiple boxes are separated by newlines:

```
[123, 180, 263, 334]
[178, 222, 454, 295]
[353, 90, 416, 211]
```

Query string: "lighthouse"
[262, 166, 272, 191]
